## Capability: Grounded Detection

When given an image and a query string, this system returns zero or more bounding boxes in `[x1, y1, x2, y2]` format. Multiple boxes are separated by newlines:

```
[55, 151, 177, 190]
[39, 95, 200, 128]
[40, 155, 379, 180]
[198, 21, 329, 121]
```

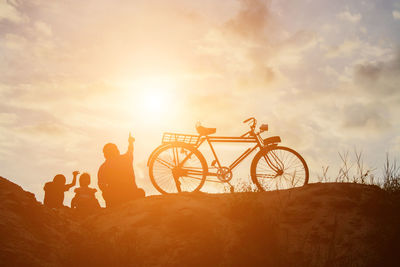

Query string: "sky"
[1, 0, 399, 204]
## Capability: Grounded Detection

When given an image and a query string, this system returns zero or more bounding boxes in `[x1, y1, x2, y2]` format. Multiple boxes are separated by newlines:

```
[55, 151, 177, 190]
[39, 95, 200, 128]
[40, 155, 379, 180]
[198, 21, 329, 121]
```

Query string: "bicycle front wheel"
[251, 146, 309, 191]
[149, 143, 208, 194]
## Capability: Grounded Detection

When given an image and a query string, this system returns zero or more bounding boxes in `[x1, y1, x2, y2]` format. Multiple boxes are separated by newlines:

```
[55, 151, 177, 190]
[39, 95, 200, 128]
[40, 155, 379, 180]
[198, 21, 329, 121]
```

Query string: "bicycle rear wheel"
[149, 143, 208, 194]
[251, 146, 309, 191]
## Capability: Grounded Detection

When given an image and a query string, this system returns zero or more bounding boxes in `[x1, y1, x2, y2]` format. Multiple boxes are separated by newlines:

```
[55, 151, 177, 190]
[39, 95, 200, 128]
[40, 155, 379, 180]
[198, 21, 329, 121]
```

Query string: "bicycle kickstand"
[227, 181, 235, 193]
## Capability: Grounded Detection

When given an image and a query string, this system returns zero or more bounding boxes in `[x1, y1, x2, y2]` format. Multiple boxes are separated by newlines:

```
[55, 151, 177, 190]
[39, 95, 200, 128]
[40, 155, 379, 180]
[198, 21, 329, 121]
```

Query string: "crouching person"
[71, 173, 100, 213]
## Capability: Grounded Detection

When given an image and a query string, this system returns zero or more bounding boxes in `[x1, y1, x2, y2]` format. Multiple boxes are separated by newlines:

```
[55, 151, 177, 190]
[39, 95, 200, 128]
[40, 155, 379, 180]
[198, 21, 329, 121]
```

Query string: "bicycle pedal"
[211, 160, 217, 167]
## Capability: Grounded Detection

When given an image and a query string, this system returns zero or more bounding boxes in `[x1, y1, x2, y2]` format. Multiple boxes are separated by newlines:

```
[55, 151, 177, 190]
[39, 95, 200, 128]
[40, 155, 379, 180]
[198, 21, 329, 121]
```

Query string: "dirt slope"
[1, 176, 399, 266]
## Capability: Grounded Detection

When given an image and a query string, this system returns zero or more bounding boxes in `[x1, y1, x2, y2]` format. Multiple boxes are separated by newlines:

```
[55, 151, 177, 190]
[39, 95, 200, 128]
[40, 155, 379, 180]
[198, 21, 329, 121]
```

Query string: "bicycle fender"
[263, 136, 281, 146]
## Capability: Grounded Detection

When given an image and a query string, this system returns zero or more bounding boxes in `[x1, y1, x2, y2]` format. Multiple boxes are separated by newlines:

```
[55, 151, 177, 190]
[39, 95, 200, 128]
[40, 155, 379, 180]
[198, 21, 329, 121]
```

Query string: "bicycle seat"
[196, 125, 216, 136]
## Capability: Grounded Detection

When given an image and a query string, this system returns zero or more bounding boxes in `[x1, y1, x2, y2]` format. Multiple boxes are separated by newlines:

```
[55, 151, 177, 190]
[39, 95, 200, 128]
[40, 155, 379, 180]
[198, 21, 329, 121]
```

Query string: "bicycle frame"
[177, 129, 266, 178]
[197, 136, 260, 176]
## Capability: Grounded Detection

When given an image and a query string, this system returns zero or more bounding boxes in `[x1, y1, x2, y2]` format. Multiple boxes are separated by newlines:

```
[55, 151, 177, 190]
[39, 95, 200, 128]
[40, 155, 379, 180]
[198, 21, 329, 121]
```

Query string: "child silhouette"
[43, 171, 79, 208]
[71, 173, 100, 212]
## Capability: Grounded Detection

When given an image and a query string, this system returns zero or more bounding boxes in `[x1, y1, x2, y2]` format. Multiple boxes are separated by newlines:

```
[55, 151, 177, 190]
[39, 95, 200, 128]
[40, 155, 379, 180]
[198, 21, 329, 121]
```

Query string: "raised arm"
[65, 171, 79, 190]
[126, 132, 135, 158]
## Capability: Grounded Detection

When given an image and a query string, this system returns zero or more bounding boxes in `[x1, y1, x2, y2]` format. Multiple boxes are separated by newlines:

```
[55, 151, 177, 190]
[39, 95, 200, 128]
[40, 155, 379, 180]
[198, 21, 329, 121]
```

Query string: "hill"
[1, 176, 400, 266]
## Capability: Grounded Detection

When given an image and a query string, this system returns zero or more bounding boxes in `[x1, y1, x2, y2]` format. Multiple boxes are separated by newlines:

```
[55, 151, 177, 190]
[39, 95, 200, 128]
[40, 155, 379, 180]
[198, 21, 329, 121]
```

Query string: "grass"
[382, 153, 400, 194]
[315, 149, 400, 194]
[317, 149, 376, 185]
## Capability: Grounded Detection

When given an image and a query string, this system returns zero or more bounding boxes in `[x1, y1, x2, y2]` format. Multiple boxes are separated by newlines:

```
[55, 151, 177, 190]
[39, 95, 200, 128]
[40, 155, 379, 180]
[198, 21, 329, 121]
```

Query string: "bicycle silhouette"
[147, 117, 309, 194]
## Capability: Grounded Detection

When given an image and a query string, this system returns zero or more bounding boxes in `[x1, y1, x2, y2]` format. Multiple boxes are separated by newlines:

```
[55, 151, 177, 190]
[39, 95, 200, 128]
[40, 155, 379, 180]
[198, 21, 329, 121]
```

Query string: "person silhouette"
[98, 133, 145, 207]
[43, 171, 79, 208]
[71, 173, 100, 213]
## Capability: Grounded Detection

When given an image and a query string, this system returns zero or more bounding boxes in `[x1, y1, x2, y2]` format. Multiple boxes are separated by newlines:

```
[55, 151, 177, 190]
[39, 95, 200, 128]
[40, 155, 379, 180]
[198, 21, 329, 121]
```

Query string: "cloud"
[34, 21, 52, 36]
[334, 48, 400, 138]
[275, 30, 319, 66]
[337, 9, 362, 23]
[325, 39, 361, 58]
[393, 10, 400, 20]
[341, 103, 391, 132]
[224, 0, 271, 39]
[0, 0, 23, 23]
[19, 122, 66, 136]
[355, 63, 382, 81]
[196, 0, 319, 92]
[0, 112, 17, 125]
[3, 33, 27, 50]
[353, 49, 400, 98]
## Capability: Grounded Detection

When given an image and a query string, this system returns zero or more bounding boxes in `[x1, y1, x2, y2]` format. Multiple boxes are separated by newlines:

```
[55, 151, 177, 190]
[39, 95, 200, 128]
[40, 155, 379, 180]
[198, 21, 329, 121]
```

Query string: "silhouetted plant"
[318, 149, 376, 185]
[317, 150, 400, 196]
[317, 166, 329, 183]
[382, 153, 400, 194]
[233, 181, 259, 193]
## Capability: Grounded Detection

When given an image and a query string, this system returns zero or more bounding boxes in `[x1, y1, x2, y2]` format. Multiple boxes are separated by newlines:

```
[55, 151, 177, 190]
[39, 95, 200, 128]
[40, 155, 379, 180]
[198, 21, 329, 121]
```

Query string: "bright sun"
[118, 75, 179, 122]
[142, 89, 168, 113]
[135, 76, 176, 117]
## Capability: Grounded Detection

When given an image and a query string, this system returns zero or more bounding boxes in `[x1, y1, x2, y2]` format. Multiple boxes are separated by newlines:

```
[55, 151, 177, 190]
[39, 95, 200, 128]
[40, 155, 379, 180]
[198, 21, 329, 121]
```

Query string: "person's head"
[79, 173, 91, 187]
[53, 174, 66, 185]
[103, 143, 120, 160]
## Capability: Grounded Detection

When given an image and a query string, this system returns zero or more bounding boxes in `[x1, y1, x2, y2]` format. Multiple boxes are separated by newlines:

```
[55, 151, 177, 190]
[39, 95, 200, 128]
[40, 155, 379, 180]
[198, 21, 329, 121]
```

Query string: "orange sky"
[1, 0, 400, 204]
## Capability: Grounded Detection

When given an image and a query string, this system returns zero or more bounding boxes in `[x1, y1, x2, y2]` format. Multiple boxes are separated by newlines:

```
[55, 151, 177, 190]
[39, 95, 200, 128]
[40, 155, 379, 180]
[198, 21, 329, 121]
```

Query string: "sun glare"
[123, 75, 177, 119]
[117, 74, 183, 125]
[142, 89, 167, 113]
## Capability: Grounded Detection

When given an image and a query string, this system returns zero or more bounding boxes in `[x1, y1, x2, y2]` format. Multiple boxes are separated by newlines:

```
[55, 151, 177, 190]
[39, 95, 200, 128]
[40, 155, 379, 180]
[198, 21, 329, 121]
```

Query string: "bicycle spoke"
[155, 158, 174, 169]
[181, 175, 203, 180]
[254, 147, 308, 191]
[256, 173, 278, 179]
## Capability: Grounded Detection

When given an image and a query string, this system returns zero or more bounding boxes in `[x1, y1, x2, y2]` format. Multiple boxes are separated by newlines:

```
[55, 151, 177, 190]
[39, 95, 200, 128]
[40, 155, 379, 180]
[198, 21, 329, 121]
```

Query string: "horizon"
[1, 0, 400, 205]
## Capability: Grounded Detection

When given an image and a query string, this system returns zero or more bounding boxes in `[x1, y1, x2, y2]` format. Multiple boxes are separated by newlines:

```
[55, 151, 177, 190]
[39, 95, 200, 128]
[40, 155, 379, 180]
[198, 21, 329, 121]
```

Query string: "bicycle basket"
[162, 133, 200, 145]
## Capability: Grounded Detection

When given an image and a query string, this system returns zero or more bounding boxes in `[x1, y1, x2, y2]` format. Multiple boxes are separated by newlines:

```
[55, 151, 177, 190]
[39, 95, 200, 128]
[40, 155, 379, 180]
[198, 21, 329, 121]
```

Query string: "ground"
[1, 176, 399, 266]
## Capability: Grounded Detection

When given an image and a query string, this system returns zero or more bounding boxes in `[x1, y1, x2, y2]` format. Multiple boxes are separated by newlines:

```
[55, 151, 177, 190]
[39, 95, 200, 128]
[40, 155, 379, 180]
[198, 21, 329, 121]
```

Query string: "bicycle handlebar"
[243, 117, 257, 130]
[243, 117, 255, 124]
